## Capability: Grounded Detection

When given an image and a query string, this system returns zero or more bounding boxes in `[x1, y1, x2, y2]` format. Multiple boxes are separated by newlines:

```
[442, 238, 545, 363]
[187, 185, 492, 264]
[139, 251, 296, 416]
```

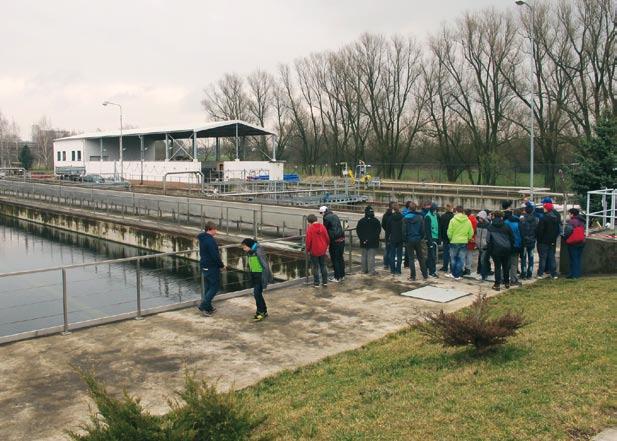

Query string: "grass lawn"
[244, 277, 617, 440]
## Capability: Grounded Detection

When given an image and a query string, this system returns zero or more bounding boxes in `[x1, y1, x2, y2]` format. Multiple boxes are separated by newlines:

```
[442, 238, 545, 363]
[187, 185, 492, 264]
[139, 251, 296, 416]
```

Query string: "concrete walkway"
[0, 271, 525, 441]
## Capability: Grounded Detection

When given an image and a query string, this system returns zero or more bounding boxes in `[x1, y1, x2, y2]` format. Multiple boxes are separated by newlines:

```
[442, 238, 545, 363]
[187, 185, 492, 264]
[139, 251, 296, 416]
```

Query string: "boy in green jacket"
[241, 238, 273, 321]
[447, 206, 474, 280]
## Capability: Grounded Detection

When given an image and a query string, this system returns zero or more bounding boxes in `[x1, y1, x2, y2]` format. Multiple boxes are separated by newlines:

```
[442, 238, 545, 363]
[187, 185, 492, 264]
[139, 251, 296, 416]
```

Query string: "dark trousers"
[426, 241, 437, 275]
[567, 244, 585, 278]
[199, 267, 220, 312]
[537, 243, 556, 277]
[310, 254, 328, 285]
[329, 241, 346, 280]
[520, 243, 535, 278]
[478, 249, 490, 280]
[492, 254, 511, 286]
[250, 272, 267, 313]
[388, 242, 403, 274]
[383, 240, 391, 268]
[407, 240, 427, 279]
[442, 242, 450, 271]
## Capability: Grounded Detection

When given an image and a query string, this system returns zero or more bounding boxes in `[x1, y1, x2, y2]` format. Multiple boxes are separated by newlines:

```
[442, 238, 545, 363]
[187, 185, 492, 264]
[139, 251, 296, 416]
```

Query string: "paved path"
[0, 271, 528, 441]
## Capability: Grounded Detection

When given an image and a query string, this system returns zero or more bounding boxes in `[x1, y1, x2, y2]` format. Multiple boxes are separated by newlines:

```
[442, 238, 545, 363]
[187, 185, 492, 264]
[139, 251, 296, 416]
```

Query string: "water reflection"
[0, 215, 251, 336]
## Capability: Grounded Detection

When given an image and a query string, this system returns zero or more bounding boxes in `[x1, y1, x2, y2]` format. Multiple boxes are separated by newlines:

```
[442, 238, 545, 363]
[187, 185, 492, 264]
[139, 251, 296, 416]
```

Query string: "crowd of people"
[196, 198, 587, 321]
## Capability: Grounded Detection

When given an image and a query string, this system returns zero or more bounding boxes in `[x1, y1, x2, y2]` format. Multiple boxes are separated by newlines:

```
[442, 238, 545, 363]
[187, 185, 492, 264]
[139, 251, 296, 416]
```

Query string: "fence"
[586, 189, 616, 238]
[0, 179, 366, 239]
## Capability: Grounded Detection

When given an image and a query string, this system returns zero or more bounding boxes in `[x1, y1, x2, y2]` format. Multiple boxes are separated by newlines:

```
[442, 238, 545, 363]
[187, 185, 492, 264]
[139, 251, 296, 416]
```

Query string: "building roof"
[54, 120, 276, 142]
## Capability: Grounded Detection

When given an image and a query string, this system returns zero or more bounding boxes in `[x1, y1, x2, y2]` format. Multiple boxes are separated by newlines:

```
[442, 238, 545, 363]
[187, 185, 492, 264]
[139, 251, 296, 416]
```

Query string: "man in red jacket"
[306, 214, 330, 287]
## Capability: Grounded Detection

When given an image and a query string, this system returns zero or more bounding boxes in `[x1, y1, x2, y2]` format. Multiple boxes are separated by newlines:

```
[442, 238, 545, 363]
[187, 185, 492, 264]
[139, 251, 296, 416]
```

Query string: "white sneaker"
[446, 273, 454, 279]
[454, 277, 462, 281]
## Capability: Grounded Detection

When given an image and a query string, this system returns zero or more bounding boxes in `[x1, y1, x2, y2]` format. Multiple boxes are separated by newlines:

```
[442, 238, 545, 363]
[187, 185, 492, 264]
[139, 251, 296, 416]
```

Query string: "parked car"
[80, 174, 105, 184]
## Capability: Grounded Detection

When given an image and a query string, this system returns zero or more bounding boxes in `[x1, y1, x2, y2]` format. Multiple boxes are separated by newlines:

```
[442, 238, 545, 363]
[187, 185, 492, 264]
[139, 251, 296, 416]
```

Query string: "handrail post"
[253, 209, 258, 239]
[303, 215, 309, 285]
[61, 268, 71, 335]
[135, 259, 143, 320]
[347, 229, 353, 274]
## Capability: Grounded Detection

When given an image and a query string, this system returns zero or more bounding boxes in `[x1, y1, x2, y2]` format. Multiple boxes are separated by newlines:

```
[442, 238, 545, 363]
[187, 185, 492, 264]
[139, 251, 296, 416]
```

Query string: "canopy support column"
[165, 133, 169, 162]
[215, 137, 220, 161]
[99, 138, 103, 163]
[192, 131, 197, 162]
[235, 123, 239, 160]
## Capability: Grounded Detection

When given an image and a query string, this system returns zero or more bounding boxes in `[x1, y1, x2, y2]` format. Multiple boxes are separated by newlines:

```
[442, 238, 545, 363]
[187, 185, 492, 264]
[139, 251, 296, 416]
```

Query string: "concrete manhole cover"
[400, 286, 471, 303]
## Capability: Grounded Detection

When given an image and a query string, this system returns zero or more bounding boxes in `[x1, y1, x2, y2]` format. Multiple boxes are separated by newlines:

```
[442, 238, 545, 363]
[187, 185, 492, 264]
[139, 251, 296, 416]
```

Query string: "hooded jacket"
[476, 219, 490, 250]
[323, 210, 345, 242]
[536, 209, 561, 246]
[447, 213, 474, 245]
[198, 231, 224, 269]
[306, 222, 330, 257]
[439, 210, 454, 243]
[564, 215, 586, 244]
[520, 207, 539, 246]
[381, 208, 393, 241]
[467, 214, 478, 250]
[386, 211, 404, 245]
[356, 207, 382, 249]
[504, 216, 522, 249]
[487, 217, 515, 257]
[246, 242, 274, 288]
[403, 210, 425, 242]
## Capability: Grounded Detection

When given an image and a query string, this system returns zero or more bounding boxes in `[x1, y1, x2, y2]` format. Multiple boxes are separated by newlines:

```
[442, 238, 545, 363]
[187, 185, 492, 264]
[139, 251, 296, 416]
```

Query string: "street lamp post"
[515, 0, 535, 200]
[102, 101, 123, 180]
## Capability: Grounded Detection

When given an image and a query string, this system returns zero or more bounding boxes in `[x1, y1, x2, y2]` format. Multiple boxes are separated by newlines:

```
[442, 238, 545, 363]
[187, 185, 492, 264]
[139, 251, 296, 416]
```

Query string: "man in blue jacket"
[197, 221, 226, 316]
[403, 202, 428, 281]
[504, 209, 523, 286]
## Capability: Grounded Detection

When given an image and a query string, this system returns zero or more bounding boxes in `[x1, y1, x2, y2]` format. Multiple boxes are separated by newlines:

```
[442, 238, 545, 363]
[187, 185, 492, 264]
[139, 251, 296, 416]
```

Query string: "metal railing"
[586, 188, 616, 238]
[0, 233, 310, 345]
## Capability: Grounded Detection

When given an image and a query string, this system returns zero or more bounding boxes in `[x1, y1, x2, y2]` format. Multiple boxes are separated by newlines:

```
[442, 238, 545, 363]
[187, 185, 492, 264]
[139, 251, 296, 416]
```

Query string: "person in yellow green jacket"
[447, 206, 474, 280]
[241, 238, 273, 321]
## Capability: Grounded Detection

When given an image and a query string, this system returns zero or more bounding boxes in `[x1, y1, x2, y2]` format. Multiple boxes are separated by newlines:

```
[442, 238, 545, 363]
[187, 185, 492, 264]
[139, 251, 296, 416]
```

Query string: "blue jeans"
[449, 244, 467, 278]
[388, 242, 403, 274]
[537, 243, 556, 277]
[520, 243, 535, 277]
[383, 241, 392, 268]
[567, 244, 584, 278]
[199, 267, 220, 312]
[442, 242, 451, 271]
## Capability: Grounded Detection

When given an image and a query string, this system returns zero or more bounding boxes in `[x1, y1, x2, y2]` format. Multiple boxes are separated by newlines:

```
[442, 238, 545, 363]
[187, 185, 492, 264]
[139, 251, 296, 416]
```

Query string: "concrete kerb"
[0, 277, 306, 347]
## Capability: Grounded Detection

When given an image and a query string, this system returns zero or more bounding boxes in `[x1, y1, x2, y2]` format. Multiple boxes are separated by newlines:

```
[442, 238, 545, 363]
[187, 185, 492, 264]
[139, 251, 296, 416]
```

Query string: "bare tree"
[201, 73, 251, 121]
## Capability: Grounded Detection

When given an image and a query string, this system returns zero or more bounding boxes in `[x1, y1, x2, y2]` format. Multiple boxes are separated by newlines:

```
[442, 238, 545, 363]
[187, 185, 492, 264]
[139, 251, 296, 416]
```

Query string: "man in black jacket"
[386, 203, 404, 275]
[536, 202, 560, 278]
[381, 201, 394, 270]
[438, 204, 454, 272]
[519, 203, 539, 279]
[487, 211, 514, 291]
[404, 201, 428, 280]
[320, 206, 346, 282]
[356, 206, 382, 275]
[197, 221, 226, 316]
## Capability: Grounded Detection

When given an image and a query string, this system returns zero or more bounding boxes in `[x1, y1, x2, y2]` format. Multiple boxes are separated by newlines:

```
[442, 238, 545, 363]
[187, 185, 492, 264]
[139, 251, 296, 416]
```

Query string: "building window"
[57, 151, 61, 161]
[77, 151, 82, 161]
[71, 151, 75, 161]
[62, 151, 66, 161]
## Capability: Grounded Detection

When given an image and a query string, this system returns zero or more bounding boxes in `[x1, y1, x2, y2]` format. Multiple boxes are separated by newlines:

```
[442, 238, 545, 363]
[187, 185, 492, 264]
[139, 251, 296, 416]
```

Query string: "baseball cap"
[319, 206, 328, 214]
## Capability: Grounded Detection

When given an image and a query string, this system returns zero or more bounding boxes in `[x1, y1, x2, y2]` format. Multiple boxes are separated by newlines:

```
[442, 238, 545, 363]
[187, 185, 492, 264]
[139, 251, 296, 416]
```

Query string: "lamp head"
[102, 101, 110, 106]
[515, 0, 527, 4]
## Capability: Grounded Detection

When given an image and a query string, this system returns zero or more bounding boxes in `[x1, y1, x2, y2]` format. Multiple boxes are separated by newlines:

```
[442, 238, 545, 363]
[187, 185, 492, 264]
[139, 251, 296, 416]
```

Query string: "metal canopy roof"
[54, 120, 275, 142]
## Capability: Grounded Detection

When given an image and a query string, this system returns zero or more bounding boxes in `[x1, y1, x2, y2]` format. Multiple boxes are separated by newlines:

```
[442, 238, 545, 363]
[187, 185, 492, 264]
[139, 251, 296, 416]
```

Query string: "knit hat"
[501, 200, 513, 210]
[319, 206, 328, 214]
[543, 202, 554, 212]
[541, 197, 553, 204]
[478, 210, 488, 221]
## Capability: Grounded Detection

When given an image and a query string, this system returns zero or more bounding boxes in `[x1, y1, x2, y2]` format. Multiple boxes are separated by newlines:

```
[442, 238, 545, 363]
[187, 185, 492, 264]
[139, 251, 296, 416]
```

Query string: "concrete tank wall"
[559, 236, 617, 276]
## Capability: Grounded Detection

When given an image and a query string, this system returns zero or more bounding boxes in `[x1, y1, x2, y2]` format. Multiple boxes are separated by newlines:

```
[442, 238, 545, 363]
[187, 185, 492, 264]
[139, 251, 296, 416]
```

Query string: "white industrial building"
[53, 120, 283, 183]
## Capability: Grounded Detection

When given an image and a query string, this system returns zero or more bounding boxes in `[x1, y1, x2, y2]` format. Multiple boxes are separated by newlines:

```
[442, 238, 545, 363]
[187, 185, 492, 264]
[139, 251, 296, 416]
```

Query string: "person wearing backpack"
[504, 209, 523, 286]
[403, 201, 428, 281]
[519, 203, 539, 279]
[241, 238, 273, 321]
[487, 211, 514, 291]
[564, 208, 586, 279]
[320, 206, 346, 282]
[536, 202, 561, 279]
[439, 204, 454, 272]
[356, 206, 382, 275]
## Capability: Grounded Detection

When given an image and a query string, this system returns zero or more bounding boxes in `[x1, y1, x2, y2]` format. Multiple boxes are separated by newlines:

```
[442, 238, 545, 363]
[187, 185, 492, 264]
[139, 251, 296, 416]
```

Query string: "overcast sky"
[1, 0, 509, 138]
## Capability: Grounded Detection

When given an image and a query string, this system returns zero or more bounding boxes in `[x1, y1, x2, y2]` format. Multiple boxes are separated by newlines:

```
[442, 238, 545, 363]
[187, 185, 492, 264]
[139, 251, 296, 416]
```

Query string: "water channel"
[0, 215, 260, 338]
